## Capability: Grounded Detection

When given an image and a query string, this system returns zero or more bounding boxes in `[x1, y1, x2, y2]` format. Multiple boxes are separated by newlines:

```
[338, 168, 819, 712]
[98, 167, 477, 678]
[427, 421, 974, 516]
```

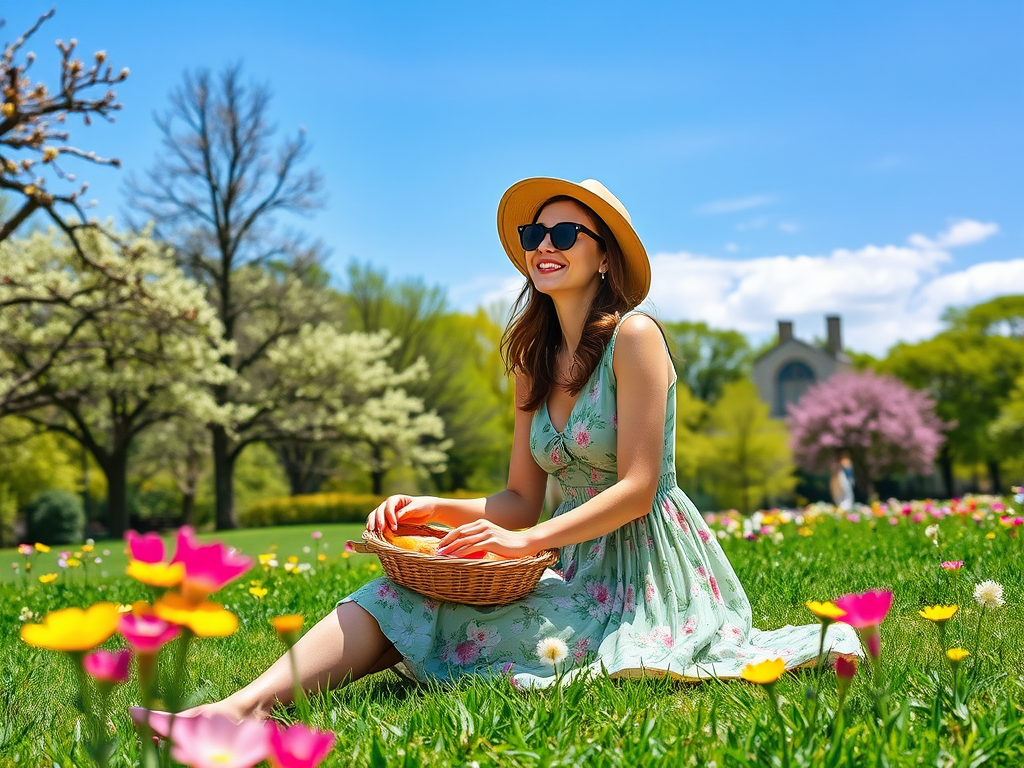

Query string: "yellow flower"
[368, 563, 379, 572]
[20, 603, 120, 652]
[741, 658, 787, 685]
[249, 587, 268, 599]
[919, 605, 958, 623]
[271, 614, 303, 634]
[126, 560, 185, 588]
[66, 558, 81, 568]
[117, 604, 135, 613]
[797, 526, 814, 537]
[38, 573, 58, 584]
[317, 553, 327, 562]
[985, 532, 996, 540]
[341, 552, 350, 560]
[81, 544, 94, 553]
[287, 556, 299, 564]
[153, 594, 238, 637]
[806, 601, 846, 621]
[946, 647, 970, 662]
[34, 543, 50, 553]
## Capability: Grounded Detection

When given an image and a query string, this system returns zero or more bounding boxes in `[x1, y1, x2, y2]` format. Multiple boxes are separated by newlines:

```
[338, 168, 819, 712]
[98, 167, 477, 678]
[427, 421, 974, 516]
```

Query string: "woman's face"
[526, 199, 608, 298]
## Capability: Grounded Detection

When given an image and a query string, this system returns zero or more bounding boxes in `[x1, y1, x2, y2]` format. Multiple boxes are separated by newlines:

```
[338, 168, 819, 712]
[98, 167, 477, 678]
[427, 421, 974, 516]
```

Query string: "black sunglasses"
[518, 222, 606, 252]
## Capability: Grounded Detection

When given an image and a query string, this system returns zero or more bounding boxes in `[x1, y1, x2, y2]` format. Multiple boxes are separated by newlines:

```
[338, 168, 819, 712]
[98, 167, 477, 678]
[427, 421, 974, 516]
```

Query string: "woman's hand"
[436, 519, 541, 559]
[366, 495, 436, 533]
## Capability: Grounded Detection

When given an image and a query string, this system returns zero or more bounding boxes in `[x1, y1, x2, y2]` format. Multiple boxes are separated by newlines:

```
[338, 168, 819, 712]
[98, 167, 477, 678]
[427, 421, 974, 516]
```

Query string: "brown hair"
[500, 196, 636, 412]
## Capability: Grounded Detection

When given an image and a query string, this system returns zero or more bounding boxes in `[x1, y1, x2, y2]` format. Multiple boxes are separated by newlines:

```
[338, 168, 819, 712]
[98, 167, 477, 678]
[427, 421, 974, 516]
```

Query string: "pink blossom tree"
[786, 370, 948, 500]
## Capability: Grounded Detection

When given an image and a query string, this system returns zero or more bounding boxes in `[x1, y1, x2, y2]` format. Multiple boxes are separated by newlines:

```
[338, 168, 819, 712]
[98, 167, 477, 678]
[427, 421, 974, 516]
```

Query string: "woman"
[188, 178, 860, 721]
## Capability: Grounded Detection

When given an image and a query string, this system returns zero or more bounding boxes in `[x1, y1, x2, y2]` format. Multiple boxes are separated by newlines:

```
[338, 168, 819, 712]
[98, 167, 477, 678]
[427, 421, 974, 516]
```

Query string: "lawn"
[1, 502, 1022, 767]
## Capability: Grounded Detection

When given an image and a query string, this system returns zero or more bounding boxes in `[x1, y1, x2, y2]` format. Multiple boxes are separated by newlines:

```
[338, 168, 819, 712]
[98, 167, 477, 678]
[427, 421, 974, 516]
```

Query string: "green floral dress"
[343, 310, 861, 688]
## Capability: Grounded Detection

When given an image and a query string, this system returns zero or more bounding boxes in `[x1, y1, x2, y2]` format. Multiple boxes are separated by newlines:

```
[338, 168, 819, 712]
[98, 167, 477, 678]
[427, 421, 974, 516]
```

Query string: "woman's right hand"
[366, 495, 436, 533]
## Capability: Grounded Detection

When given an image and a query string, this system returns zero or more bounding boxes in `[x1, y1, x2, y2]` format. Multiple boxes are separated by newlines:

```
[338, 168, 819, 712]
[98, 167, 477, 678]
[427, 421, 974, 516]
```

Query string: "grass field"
[1, 503, 1022, 767]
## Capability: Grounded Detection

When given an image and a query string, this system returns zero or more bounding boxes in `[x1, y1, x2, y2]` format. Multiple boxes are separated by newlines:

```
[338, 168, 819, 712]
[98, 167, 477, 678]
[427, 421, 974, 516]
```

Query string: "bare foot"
[177, 693, 269, 723]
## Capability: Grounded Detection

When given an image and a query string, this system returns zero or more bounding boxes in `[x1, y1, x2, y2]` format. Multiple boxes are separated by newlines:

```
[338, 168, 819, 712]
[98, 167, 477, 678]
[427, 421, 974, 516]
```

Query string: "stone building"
[753, 316, 853, 418]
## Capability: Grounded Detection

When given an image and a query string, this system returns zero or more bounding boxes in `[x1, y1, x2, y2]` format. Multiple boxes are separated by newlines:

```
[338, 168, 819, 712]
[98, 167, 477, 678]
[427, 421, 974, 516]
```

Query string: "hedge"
[239, 489, 497, 528]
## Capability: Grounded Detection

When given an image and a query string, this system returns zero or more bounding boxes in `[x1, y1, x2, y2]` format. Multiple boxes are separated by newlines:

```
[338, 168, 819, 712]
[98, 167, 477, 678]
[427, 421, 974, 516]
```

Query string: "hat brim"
[497, 177, 650, 306]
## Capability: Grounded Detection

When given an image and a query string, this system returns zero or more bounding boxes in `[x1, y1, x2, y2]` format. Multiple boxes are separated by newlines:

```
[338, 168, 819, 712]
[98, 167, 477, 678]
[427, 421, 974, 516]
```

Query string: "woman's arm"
[366, 373, 548, 533]
[437, 314, 673, 557]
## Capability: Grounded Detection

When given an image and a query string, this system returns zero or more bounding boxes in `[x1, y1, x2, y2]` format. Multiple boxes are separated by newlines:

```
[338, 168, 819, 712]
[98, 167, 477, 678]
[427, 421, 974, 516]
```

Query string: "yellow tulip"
[740, 658, 786, 685]
[20, 603, 120, 652]
[806, 601, 846, 621]
[249, 587, 268, 599]
[919, 605, 958, 623]
[126, 560, 185, 588]
[946, 647, 970, 662]
[34, 543, 50, 553]
[153, 594, 238, 637]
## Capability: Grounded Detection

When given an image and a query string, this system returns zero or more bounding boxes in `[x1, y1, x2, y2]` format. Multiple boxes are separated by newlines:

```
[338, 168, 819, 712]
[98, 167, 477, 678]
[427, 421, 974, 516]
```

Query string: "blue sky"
[7, 1, 1023, 354]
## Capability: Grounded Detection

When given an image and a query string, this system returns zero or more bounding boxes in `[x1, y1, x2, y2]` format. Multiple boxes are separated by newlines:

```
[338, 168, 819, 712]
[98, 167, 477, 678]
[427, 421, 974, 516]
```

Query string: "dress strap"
[607, 309, 677, 384]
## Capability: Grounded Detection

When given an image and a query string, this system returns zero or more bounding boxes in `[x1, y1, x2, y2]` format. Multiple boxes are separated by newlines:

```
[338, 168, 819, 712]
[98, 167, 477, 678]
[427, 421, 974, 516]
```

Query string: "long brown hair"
[500, 196, 635, 412]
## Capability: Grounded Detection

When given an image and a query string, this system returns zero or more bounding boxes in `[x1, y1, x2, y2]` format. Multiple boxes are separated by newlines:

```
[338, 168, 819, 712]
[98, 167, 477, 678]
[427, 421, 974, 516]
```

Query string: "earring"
[600, 270, 606, 280]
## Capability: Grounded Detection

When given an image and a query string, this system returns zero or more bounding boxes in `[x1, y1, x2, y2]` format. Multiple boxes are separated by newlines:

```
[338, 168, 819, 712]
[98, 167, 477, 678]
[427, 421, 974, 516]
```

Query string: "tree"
[880, 296, 1024, 494]
[786, 370, 947, 501]
[127, 65, 332, 528]
[662, 320, 753, 403]
[696, 381, 795, 514]
[1, 10, 128, 262]
[990, 374, 1024, 460]
[0, 228, 229, 537]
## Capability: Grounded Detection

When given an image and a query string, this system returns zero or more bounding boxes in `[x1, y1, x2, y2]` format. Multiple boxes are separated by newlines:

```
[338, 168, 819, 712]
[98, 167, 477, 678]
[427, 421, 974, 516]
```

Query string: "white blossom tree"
[0, 228, 231, 537]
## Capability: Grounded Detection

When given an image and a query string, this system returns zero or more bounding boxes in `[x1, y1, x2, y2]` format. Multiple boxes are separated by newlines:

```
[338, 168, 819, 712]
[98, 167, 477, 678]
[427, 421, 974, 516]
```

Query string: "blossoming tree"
[786, 370, 947, 500]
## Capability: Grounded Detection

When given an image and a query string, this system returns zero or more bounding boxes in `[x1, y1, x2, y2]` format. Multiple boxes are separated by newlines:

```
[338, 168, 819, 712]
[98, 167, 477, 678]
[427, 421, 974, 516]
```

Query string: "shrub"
[240, 493, 387, 527]
[24, 489, 85, 545]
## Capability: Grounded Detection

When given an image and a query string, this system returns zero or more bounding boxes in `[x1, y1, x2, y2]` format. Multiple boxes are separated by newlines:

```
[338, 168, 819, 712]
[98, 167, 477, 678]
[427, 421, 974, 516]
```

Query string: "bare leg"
[181, 602, 397, 721]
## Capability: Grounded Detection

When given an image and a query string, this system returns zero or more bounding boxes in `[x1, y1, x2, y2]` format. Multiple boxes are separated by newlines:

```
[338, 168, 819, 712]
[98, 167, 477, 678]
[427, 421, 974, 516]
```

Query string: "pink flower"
[375, 582, 399, 602]
[940, 560, 963, 571]
[845, 514, 860, 523]
[624, 585, 636, 613]
[888, 517, 899, 526]
[455, 641, 481, 665]
[172, 527, 253, 596]
[83, 649, 131, 683]
[681, 615, 698, 635]
[126, 530, 165, 563]
[18, 543, 33, 556]
[709, 576, 722, 603]
[266, 722, 335, 768]
[119, 613, 180, 654]
[612, 413, 617, 429]
[698, 528, 711, 542]
[168, 714, 270, 768]
[834, 590, 893, 629]
[572, 423, 591, 448]
[573, 638, 590, 661]
[912, 512, 925, 523]
[835, 656, 857, 679]
[310, 531, 323, 541]
[343, 541, 356, 553]
[645, 581, 656, 602]
[587, 582, 609, 605]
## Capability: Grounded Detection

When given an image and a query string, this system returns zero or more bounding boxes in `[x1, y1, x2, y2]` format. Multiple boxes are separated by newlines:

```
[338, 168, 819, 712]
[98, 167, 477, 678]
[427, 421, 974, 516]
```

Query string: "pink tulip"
[834, 656, 857, 679]
[172, 527, 253, 596]
[834, 590, 893, 629]
[267, 722, 336, 768]
[119, 613, 180, 654]
[126, 530, 166, 563]
[940, 560, 963, 571]
[343, 541, 356, 553]
[168, 713, 270, 768]
[84, 649, 132, 683]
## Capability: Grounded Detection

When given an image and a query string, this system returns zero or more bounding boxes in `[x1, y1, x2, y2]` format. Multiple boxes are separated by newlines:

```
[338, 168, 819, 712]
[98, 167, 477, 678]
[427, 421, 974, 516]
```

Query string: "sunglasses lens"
[550, 223, 579, 250]
[519, 224, 545, 251]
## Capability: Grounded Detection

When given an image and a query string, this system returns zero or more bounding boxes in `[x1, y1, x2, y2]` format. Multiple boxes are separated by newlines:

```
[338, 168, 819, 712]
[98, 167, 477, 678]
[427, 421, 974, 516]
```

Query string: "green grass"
[1, 514, 1022, 766]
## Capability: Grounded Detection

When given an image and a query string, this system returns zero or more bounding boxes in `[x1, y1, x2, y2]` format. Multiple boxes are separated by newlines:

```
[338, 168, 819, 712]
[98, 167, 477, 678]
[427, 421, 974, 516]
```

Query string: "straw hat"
[497, 177, 650, 305]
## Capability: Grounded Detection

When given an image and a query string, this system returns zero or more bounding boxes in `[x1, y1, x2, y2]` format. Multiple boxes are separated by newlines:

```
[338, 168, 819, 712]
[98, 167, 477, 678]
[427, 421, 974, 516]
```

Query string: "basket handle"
[348, 541, 371, 554]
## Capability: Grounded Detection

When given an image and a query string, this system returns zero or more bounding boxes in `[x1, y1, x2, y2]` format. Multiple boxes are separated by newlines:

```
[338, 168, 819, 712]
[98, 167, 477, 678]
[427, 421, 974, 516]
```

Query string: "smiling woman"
[177, 177, 860, 723]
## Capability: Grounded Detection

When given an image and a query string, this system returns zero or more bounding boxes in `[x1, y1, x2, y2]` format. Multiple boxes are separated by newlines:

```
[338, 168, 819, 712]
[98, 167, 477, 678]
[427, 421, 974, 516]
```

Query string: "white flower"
[925, 524, 940, 543]
[536, 637, 569, 666]
[974, 580, 1005, 610]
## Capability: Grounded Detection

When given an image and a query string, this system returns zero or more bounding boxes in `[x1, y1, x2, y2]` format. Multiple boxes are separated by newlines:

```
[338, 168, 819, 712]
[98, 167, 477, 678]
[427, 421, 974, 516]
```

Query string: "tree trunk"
[181, 492, 195, 527]
[939, 445, 955, 499]
[212, 425, 238, 529]
[370, 442, 386, 496]
[987, 460, 1001, 494]
[104, 449, 130, 540]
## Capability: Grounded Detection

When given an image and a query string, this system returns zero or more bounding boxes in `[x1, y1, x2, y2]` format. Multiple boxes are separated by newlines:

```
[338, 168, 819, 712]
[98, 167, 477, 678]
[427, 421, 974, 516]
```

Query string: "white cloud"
[777, 221, 800, 233]
[694, 195, 775, 216]
[645, 219, 1013, 356]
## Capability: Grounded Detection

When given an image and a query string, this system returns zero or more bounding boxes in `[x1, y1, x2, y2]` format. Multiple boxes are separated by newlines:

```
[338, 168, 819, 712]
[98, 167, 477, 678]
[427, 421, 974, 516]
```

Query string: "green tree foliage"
[880, 295, 1024, 494]
[990, 374, 1024, 461]
[662, 320, 753, 403]
[694, 381, 796, 514]
[24, 488, 84, 545]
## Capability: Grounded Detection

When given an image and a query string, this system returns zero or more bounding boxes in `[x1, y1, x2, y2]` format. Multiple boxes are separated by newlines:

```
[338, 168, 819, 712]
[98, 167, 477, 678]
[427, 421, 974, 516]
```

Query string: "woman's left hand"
[436, 519, 540, 559]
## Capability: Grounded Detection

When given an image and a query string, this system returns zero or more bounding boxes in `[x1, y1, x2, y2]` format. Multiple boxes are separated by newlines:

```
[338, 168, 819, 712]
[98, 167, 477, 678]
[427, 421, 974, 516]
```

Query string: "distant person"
[172, 177, 861, 722]
[830, 458, 854, 511]
[841, 454, 856, 504]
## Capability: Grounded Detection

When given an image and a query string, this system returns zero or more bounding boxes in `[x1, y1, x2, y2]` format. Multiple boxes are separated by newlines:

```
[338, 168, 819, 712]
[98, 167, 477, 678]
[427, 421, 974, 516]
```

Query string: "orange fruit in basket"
[382, 528, 506, 561]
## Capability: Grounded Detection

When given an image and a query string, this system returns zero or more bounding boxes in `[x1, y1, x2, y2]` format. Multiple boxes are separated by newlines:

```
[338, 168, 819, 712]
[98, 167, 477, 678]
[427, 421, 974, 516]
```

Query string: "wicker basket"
[350, 524, 559, 606]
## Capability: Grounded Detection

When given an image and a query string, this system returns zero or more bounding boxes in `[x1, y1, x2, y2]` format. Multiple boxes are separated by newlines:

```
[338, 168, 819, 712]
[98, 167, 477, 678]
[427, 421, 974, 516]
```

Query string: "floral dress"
[342, 310, 861, 688]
